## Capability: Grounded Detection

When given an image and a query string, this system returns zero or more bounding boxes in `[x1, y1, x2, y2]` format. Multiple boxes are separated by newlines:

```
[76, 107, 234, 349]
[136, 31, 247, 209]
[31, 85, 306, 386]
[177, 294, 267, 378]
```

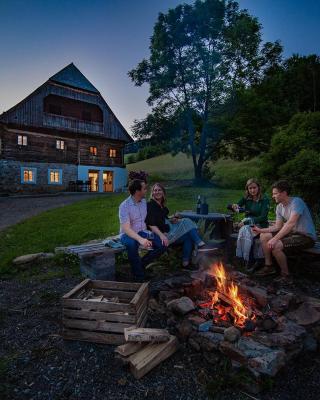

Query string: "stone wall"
[0, 160, 77, 194]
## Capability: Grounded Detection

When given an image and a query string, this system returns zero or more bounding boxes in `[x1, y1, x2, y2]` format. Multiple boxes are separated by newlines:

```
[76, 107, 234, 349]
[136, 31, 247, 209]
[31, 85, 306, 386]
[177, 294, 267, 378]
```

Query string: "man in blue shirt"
[119, 179, 166, 281]
[253, 180, 316, 283]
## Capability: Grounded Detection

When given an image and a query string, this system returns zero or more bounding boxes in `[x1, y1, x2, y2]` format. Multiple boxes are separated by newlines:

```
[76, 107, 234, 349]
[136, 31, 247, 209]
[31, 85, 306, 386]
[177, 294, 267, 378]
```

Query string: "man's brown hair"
[128, 179, 144, 195]
[272, 180, 291, 195]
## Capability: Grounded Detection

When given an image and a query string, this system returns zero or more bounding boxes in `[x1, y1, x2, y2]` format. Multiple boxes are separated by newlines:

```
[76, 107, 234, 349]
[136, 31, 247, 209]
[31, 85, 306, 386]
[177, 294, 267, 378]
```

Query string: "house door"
[88, 171, 99, 192]
[103, 171, 113, 192]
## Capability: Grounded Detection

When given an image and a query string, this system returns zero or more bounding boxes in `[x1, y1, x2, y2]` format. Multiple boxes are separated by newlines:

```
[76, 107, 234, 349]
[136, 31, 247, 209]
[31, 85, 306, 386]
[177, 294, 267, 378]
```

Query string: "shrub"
[260, 112, 320, 212]
[128, 170, 149, 182]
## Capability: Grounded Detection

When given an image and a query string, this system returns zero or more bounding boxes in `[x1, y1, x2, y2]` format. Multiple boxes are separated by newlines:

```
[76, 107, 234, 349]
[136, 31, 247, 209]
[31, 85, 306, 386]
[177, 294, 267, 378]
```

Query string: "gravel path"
[0, 194, 108, 231]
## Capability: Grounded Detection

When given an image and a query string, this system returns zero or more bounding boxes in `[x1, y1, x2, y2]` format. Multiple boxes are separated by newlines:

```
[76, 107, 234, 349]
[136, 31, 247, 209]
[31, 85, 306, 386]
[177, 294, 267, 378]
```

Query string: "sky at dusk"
[0, 0, 319, 135]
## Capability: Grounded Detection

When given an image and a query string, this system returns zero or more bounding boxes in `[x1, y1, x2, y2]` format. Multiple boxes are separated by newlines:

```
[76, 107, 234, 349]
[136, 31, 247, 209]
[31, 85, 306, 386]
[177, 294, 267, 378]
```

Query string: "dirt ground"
[1, 262, 320, 400]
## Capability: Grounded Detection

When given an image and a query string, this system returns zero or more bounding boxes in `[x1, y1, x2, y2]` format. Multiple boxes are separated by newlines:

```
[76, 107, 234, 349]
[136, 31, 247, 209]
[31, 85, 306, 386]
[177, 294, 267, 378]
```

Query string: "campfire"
[198, 262, 256, 329]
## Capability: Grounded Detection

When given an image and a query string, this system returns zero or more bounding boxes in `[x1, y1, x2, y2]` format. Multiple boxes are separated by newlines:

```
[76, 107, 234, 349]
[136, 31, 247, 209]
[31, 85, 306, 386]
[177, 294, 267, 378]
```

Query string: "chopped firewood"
[101, 297, 119, 303]
[128, 335, 178, 379]
[124, 327, 170, 343]
[89, 295, 104, 302]
[115, 342, 145, 357]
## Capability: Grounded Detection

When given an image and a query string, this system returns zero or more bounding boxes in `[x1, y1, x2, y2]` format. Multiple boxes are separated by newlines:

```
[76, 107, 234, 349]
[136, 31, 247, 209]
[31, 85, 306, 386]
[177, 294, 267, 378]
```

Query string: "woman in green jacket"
[232, 178, 270, 269]
[232, 178, 270, 228]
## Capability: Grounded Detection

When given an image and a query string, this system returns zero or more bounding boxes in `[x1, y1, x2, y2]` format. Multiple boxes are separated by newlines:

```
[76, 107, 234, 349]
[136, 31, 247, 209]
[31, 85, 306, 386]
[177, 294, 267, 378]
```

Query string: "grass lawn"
[0, 186, 243, 275]
[126, 152, 261, 189]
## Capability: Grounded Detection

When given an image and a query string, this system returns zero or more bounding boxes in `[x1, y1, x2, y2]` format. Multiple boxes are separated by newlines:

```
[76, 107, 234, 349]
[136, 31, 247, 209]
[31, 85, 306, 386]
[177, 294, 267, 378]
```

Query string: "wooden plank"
[131, 282, 149, 307]
[136, 309, 147, 327]
[135, 296, 149, 324]
[62, 279, 90, 299]
[115, 342, 145, 357]
[63, 318, 132, 333]
[90, 280, 142, 291]
[129, 336, 178, 379]
[62, 298, 135, 313]
[124, 327, 170, 343]
[88, 289, 135, 301]
[63, 328, 125, 345]
[63, 308, 136, 324]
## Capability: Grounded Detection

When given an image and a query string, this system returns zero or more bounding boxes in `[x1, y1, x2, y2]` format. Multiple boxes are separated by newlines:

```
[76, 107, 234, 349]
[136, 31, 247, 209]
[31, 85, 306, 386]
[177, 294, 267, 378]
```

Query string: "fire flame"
[204, 262, 252, 327]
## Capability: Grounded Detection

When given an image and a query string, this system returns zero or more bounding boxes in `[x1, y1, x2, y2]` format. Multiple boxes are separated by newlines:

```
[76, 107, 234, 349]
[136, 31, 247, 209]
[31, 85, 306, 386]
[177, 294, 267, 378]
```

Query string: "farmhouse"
[0, 63, 133, 194]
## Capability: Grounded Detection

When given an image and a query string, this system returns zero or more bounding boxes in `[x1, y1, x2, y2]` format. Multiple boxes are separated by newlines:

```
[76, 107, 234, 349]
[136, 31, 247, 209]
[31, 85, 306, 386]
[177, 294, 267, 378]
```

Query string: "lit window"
[48, 169, 62, 185]
[21, 167, 36, 184]
[18, 135, 27, 146]
[109, 148, 116, 157]
[90, 146, 97, 156]
[56, 139, 65, 150]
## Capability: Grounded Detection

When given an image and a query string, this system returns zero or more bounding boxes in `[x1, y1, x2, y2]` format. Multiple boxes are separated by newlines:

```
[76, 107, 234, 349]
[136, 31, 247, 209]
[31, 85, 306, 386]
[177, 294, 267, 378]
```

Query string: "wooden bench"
[227, 232, 320, 268]
[56, 238, 126, 280]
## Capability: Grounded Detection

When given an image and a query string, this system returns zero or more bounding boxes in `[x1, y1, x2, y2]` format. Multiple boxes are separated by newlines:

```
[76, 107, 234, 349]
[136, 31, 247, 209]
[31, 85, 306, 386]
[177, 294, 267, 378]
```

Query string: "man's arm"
[272, 213, 300, 241]
[253, 219, 283, 234]
[121, 222, 152, 248]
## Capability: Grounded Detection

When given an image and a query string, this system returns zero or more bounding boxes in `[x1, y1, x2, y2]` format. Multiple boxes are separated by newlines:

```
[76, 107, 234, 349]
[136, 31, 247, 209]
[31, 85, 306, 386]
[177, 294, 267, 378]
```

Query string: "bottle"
[200, 196, 209, 215]
[196, 195, 202, 214]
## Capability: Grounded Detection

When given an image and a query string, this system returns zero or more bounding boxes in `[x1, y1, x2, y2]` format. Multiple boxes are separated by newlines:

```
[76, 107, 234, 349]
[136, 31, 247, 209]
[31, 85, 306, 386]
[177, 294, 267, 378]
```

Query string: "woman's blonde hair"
[245, 178, 262, 200]
[150, 183, 166, 205]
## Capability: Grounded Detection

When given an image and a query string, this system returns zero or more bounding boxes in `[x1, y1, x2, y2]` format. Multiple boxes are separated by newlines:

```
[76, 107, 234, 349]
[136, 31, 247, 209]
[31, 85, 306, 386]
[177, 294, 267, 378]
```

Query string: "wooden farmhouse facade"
[0, 63, 133, 194]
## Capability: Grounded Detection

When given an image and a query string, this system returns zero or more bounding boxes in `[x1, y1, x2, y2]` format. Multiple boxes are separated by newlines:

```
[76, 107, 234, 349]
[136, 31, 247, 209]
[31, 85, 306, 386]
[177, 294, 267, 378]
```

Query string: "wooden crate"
[62, 279, 149, 345]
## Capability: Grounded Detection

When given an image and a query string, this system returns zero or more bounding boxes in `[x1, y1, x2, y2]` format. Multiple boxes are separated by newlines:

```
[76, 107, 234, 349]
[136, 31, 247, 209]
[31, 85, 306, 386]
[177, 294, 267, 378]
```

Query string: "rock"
[252, 321, 306, 351]
[210, 326, 226, 334]
[270, 293, 295, 313]
[224, 326, 241, 343]
[248, 350, 286, 377]
[187, 315, 206, 328]
[241, 285, 269, 307]
[197, 332, 224, 351]
[183, 279, 204, 298]
[286, 303, 320, 326]
[303, 334, 318, 352]
[13, 253, 44, 265]
[222, 337, 286, 377]
[203, 352, 220, 365]
[188, 338, 201, 352]
[220, 341, 247, 364]
[167, 297, 195, 315]
[164, 275, 193, 288]
[159, 290, 180, 304]
[198, 320, 213, 332]
[41, 252, 55, 259]
[177, 319, 193, 340]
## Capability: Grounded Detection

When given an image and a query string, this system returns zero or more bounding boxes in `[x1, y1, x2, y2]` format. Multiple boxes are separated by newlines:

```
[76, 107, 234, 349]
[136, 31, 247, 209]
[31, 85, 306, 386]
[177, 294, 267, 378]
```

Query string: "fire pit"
[149, 261, 320, 383]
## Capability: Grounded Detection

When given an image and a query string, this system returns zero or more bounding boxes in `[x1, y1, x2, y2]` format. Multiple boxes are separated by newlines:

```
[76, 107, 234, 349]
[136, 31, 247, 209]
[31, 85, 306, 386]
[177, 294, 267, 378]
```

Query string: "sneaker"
[197, 245, 219, 253]
[254, 265, 277, 276]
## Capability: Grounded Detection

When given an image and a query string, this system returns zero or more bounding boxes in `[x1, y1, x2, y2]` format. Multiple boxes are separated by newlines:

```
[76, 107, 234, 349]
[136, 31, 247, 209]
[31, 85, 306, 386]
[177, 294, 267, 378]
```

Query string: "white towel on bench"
[236, 225, 264, 261]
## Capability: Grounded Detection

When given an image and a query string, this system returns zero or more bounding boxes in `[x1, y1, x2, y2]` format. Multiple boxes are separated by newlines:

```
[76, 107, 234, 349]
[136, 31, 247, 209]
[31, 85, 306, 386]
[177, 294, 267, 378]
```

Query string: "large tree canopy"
[218, 54, 320, 160]
[129, 0, 281, 180]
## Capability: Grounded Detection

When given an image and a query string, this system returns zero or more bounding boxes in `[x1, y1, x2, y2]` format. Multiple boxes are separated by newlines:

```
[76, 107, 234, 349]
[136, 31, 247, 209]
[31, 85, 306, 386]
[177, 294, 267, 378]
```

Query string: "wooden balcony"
[43, 113, 104, 134]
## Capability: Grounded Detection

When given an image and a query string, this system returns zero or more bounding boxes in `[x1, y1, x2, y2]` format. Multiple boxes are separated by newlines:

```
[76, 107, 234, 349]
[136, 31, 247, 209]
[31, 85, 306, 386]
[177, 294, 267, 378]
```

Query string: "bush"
[128, 170, 149, 183]
[135, 144, 170, 161]
[260, 112, 320, 211]
[126, 154, 136, 164]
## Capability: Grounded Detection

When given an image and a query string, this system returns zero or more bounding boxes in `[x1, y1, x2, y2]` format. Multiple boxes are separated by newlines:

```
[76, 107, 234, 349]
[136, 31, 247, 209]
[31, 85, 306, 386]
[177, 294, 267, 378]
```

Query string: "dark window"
[48, 104, 62, 115]
[82, 111, 92, 121]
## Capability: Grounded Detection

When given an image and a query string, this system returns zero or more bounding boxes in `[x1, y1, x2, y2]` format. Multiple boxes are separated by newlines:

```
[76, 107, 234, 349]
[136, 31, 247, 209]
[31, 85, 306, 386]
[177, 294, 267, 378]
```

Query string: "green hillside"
[127, 152, 261, 189]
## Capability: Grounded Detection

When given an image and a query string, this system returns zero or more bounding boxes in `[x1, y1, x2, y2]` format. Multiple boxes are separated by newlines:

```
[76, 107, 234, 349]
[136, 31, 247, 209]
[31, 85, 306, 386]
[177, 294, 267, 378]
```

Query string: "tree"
[260, 112, 320, 212]
[218, 55, 320, 160]
[129, 0, 281, 180]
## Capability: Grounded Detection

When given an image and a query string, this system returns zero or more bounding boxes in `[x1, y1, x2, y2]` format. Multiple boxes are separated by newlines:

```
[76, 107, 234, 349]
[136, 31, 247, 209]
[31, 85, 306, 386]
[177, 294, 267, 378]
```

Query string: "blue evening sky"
[0, 0, 319, 134]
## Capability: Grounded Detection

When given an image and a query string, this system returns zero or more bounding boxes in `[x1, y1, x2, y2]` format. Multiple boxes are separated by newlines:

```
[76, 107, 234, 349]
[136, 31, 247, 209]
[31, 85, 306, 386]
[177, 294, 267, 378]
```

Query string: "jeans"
[120, 231, 166, 279]
[174, 228, 202, 262]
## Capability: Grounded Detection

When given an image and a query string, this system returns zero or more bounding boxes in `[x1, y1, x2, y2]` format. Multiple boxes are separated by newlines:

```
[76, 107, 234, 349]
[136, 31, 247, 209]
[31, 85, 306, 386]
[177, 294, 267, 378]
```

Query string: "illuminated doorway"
[88, 170, 99, 192]
[103, 171, 113, 192]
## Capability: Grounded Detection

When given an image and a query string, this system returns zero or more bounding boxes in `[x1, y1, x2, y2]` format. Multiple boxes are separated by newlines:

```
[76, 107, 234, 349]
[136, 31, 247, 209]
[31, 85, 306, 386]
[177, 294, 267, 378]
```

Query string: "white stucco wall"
[77, 165, 127, 192]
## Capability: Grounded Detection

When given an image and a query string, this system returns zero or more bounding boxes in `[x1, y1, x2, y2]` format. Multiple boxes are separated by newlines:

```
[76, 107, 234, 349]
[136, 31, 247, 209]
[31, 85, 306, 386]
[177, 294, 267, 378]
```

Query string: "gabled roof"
[49, 63, 100, 94]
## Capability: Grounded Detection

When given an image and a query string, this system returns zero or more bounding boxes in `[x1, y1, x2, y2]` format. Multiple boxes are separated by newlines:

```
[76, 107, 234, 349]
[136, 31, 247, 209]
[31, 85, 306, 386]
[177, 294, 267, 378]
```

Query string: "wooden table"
[178, 211, 233, 241]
